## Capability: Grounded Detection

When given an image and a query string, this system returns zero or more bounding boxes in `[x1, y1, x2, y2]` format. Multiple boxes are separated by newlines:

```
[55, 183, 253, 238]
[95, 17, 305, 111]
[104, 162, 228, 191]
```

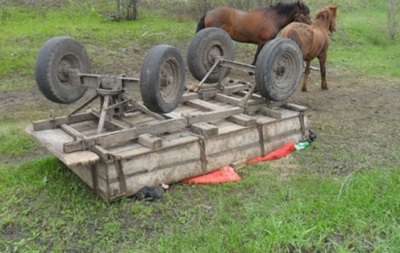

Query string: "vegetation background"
[1, 0, 400, 252]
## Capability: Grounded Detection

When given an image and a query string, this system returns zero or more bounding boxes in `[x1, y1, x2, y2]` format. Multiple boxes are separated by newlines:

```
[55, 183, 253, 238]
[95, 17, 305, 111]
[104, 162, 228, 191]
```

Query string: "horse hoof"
[322, 87, 329, 90]
[301, 88, 307, 92]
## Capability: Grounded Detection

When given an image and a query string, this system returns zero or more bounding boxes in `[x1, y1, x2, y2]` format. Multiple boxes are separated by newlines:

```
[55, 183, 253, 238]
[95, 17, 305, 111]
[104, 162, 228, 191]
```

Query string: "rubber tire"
[255, 38, 303, 101]
[35, 36, 91, 104]
[140, 44, 186, 114]
[187, 28, 234, 83]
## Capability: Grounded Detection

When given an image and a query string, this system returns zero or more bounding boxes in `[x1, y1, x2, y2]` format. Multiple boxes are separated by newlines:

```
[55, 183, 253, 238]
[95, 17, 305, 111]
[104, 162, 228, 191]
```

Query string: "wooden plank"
[109, 119, 130, 129]
[60, 124, 85, 139]
[245, 104, 267, 115]
[138, 134, 162, 149]
[106, 157, 203, 200]
[63, 118, 187, 153]
[228, 114, 257, 126]
[124, 112, 153, 125]
[282, 103, 308, 112]
[279, 109, 300, 119]
[260, 107, 284, 119]
[197, 83, 248, 99]
[262, 132, 303, 156]
[105, 139, 202, 180]
[173, 105, 199, 114]
[163, 111, 182, 119]
[109, 134, 199, 159]
[89, 110, 124, 132]
[215, 93, 241, 106]
[185, 99, 226, 111]
[129, 100, 165, 121]
[220, 83, 249, 95]
[186, 107, 244, 125]
[211, 120, 245, 134]
[124, 111, 143, 118]
[69, 121, 99, 134]
[198, 88, 220, 100]
[237, 90, 263, 100]
[261, 116, 302, 140]
[215, 93, 265, 107]
[203, 127, 262, 170]
[92, 145, 112, 161]
[26, 125, 99, 167]
[180, 92, 199, 102]
[190, 122, 218, 137]
[32, 112, 97, 131]
[205, 127, 260, 155]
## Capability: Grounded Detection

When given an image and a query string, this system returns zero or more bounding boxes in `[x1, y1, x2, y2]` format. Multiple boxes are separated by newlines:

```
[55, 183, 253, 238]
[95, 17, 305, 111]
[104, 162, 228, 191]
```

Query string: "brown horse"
[196, 1, 311, 65]
[280, 5, 338, 91]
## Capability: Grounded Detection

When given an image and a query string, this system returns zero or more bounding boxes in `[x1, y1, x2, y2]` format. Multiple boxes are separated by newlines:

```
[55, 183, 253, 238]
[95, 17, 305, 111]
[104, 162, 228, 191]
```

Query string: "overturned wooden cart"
[27, 28, 308, 202]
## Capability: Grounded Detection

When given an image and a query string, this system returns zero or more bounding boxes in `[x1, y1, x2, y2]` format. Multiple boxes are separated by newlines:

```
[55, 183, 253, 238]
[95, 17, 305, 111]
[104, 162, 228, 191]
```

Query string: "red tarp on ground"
[183, 142, 295, 184]
[183, 166, 241, 184]
[246, 142, 295, 164]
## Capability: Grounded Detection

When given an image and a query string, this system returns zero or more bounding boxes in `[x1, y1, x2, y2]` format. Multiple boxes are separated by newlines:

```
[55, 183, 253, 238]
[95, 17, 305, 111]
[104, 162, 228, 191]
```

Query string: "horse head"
[273, 1, 311, 25]
[294, 1, 311, 24]
[316, 6, 338, 33]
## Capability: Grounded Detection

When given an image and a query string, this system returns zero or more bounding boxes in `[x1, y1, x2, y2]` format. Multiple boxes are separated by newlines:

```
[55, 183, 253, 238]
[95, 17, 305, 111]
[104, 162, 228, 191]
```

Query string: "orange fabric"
[183, 142, 295, 184]
[246, 142, 295, 164]
[183, 166, 241, 184]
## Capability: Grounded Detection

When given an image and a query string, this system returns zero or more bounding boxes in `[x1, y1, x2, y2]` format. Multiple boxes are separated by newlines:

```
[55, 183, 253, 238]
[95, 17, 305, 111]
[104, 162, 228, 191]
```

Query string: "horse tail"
[196, 14, 206, 33]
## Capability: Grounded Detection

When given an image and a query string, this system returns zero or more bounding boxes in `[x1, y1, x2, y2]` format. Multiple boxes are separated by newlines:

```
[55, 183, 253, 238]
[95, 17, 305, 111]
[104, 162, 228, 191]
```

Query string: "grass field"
[1, 1, 400, 252]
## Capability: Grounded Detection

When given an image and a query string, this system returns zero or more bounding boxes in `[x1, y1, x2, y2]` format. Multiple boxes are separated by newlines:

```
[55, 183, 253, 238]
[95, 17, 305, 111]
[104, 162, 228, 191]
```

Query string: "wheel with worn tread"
[255, 38, 303, 101]
[187, 28, 234, 83]
[140, 44, 185, 114]
[35, 36, 91, 104]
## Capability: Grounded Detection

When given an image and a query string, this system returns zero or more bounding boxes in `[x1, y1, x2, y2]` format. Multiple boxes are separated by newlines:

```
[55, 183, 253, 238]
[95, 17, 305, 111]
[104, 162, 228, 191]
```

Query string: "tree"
[115, 0, 138, 21]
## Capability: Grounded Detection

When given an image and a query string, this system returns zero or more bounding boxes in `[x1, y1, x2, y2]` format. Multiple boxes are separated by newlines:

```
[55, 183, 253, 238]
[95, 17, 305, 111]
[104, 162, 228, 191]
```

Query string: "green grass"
[1, 1, 400, 252]
[1, 158, 399, 252]
[147, 165, 400, 252]
[0, 3, 194, 90]
[329, 8, 400, 77]
[0, 124, 39, 157]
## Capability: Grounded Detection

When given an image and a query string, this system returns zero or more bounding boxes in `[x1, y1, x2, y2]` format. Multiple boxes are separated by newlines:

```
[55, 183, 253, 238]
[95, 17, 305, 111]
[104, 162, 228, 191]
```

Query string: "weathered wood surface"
[26, 125, 99, 167]
[28, 85, 308, 202]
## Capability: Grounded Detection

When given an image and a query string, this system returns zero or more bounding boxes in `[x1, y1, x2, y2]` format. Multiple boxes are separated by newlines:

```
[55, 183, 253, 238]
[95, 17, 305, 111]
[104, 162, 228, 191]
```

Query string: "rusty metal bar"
[219, 59, 255, 74]
[81, 74, 139, 88]
[193, 59, 221, 92]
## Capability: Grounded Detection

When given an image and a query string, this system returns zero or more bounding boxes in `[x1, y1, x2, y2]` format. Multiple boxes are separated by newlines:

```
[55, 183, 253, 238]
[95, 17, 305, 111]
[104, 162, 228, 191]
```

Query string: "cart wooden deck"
[27, 82, 307, 202]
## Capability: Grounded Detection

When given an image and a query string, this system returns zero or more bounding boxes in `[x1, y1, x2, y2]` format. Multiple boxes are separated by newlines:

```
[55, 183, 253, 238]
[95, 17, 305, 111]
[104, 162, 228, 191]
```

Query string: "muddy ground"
[1, 50, 399, 174]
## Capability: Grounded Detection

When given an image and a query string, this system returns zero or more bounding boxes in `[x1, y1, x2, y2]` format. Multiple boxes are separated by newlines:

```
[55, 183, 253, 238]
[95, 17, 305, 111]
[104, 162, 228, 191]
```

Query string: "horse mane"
[271, 1, 310, 16]
[314, 6, 338, 32]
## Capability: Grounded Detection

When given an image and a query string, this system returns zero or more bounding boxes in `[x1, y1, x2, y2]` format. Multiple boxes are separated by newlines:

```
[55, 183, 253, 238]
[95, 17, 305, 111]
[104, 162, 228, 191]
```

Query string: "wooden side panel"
[261, 116, 302, 140]
[107, 159, 203, 200]
[263, 132, 303, 155]
[106, 141, 203, 199]
[107, 140, 202, 182]
[204, 127, 261, 169]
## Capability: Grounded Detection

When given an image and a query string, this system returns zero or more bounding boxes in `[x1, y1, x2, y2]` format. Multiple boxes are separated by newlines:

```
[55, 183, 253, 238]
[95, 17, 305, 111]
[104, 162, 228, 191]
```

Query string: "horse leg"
[318, 53, 328, 90]
[252, 43, 264, 65]
[302, 60, 311, 92]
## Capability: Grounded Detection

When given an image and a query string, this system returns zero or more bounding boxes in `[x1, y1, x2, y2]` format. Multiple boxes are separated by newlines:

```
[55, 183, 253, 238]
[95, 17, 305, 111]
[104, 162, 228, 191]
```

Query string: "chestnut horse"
[196, 1, 311, 65]
[280, 5, 338, 91]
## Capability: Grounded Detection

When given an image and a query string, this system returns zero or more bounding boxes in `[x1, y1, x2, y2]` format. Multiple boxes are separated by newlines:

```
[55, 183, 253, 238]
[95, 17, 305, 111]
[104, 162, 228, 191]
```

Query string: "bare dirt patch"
[290, 67, 400, 174]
